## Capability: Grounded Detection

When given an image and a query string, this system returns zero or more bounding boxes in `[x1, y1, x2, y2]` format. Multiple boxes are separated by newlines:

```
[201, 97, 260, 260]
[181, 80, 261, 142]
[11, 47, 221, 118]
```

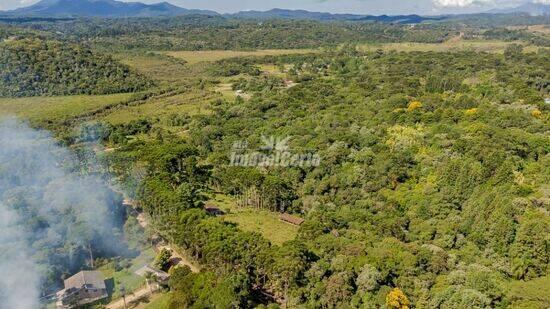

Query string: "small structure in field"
[135, 265, 170, 284]
[56, 271, 107, 308]
[280, 213, 305, 226]
[204, 203, 224, 216]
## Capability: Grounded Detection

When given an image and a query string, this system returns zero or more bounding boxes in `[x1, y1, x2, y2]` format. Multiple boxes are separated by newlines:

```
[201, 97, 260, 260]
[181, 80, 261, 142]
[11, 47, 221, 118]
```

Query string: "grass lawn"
[137, 292, 172, 309]
[165, 49, 317, 64]
[0, 93, 134, 124]
[99, 247, 156, 300]
[209, 194, 300, 246]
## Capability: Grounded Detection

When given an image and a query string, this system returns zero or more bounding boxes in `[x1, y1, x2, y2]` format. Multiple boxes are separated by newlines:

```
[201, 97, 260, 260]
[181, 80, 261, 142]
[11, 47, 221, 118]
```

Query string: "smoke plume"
[0, 118, 125, 308]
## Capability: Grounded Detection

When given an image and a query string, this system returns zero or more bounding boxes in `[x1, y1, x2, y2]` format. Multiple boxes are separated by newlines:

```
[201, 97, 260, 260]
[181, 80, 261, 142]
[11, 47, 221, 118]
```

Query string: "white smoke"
[0, 118, 125, 308]
[0, 203, 41, 309]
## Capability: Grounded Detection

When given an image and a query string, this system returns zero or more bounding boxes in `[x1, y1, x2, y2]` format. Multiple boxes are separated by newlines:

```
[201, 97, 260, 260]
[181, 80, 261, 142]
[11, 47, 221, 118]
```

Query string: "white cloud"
[433, 0, 494, 7]
[433, 0, 549, 7]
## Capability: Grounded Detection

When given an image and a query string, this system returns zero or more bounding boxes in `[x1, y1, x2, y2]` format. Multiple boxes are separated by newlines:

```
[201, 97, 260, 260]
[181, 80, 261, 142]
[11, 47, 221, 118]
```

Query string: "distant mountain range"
[1, 0, 548, 20]
[227, 9, 444, 23]
[488, 3, 550, 16]
[2, 0, 218, 18]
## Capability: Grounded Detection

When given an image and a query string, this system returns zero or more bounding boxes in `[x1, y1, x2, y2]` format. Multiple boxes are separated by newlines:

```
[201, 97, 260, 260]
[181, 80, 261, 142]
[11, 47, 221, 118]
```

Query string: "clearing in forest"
[207, 194, 300, 246]
[0, 93, 133, 124]
[164, 49, 317, 64]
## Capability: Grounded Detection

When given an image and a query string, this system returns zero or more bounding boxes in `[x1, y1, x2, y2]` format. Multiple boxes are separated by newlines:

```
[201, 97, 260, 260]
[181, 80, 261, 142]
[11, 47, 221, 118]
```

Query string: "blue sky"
[1, 0, 548, 14]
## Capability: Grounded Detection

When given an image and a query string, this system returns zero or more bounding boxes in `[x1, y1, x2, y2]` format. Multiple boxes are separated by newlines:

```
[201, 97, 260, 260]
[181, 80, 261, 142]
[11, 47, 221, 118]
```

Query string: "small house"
[56, 271, 107, 309]
[135, 265, 170, 284]
[280, 213, 305, 226]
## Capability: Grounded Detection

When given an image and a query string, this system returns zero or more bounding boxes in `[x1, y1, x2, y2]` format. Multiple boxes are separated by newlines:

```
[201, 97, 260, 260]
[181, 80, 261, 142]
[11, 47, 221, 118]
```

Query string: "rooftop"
[280, 213, 305, 226]
[64, 271, 106, 290]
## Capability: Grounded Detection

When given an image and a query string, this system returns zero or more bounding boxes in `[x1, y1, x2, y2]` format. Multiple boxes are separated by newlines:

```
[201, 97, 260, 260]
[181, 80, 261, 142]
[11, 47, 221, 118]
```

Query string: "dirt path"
[158, 245, 200, 273]
[122, 199, 200, 272]
[104, 199, 199, 308]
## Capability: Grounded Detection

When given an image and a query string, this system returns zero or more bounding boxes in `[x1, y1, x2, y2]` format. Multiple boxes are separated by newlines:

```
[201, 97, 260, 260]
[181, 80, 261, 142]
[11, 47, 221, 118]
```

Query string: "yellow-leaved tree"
[386, 288, 410, 309]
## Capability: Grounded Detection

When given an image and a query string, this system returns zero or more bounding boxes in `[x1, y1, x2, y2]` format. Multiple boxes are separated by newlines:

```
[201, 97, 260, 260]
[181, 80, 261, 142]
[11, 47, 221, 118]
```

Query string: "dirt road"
[105, 200, 199, 309]
[106, 283, 159, 309]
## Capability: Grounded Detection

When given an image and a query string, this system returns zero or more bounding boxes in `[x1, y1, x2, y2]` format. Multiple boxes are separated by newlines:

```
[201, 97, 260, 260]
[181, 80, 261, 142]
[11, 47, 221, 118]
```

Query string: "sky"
[0, 0, 549, 14]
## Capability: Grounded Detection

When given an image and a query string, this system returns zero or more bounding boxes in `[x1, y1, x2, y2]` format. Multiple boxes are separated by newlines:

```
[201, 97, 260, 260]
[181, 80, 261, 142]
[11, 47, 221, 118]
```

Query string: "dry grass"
[114, 53, 198, 83]
[358, 40, 544, 54]
[164, 49, 317, 64]
[527, 24, 550, 35]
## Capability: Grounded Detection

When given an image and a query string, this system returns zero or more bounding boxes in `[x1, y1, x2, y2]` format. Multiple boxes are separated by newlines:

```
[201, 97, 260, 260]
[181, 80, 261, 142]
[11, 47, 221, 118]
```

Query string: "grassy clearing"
[136, 292, 172, 309]
[99, 247, 156, 300]
[209, 194, 299, 246]
[358, 40, 544, 54]
[115, 53, 195, 83]
[0, 93, 133, 124]
[164, 49, 317, 64]
[100, 89, 215, 125]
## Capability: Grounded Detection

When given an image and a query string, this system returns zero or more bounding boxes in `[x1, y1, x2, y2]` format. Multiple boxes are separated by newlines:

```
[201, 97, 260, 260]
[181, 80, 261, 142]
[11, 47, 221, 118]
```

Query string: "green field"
[137, 293, 172, 309]
[209, 194, 300, 246]
[165, 49, 317, 64]
[0, 93, 133, 124]
[100, 89, 215, 125]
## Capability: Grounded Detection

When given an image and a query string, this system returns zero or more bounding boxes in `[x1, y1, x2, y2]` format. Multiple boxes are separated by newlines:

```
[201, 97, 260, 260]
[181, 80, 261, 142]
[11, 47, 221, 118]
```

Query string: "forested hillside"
[2, 17, 458, 50]
[0, 38, 152, 97]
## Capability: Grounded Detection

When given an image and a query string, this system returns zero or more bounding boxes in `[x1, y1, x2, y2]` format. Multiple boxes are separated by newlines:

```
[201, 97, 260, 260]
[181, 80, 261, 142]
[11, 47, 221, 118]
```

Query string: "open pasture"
[164, 49, 317, 64]
[0, 93, 133, 124]
[100, 89, 215, 125]
[358, 39, 544, 53]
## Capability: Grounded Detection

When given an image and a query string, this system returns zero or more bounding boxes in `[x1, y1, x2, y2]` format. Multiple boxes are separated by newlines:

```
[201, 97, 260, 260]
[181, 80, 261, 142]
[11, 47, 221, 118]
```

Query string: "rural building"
[204, 203, 224, 216]
[135, 265, 170, 284]
[56, 271, 108, 309]
[280, 213, 305, 226]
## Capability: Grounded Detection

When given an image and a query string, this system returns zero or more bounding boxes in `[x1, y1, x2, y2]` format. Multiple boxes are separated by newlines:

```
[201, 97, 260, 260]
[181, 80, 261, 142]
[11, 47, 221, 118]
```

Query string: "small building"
[135, 265, 170, 284]
[280, 213, 305, 226]
[56, 271, 107, 309]
[204, 203, 224, 216]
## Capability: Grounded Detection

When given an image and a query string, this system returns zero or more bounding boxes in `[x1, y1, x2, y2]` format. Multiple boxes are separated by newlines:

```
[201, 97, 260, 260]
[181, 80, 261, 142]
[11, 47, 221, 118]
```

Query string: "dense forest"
[0, 38, 151, 97]
[1, 15, 549, 52]
[96, 45, 549, 308]
[0, 10, 548, 309]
